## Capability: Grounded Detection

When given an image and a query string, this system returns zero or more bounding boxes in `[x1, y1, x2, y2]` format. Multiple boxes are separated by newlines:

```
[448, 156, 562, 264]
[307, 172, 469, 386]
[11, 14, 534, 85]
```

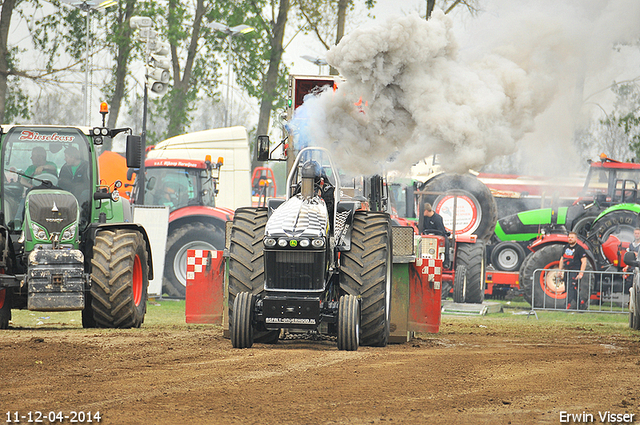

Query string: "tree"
[0, 0, 17, 122]
[255, 0, 289, 140]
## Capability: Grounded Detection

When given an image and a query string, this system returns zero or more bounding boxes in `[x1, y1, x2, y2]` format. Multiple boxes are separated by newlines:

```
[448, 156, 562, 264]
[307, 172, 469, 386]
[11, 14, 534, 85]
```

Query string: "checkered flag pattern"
[186, 250, 217, 281]
[415, 257, 442, 289]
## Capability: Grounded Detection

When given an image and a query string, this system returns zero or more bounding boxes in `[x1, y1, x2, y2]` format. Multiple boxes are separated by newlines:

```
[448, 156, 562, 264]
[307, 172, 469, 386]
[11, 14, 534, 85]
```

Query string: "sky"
[283, 0, 640, 176]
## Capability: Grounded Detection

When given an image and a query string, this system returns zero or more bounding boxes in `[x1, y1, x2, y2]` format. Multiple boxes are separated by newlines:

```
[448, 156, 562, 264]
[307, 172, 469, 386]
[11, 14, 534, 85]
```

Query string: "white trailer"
[147, 126, 252, 210]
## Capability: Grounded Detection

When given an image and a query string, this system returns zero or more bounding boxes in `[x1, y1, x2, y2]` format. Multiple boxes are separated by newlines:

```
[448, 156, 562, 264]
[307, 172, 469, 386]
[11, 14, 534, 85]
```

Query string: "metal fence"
[531, 268, 633, 313]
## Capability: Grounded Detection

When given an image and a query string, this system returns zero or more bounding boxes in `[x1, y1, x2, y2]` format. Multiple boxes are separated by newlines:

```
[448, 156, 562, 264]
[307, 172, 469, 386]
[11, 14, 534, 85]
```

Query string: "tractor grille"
[28, 193, 77, 234]
[264, 250, 325, 291]
[392, 226, 415, 257]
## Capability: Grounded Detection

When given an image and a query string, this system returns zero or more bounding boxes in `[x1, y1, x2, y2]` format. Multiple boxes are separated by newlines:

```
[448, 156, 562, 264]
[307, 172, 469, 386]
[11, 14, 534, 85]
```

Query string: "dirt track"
[2, 317, 640, 425]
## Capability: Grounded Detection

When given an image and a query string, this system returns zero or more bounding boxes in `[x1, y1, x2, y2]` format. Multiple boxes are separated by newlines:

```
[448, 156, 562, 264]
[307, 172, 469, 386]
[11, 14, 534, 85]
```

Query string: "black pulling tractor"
[227, 147, 399, 351]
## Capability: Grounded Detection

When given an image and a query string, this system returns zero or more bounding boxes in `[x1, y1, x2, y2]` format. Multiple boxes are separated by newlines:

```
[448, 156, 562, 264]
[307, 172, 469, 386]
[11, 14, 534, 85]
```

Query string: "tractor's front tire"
[81, 292, 96, 328]
[91, 230, 149, 328]
[340, 211, 392, 347]
[337, 295, 360, 351]
[163, 222, 225, 299]
[231, 292, 255, 349]
[491, 241, 526, 272]
[0, 288, 11, 329]
[228, 207, 279, 343]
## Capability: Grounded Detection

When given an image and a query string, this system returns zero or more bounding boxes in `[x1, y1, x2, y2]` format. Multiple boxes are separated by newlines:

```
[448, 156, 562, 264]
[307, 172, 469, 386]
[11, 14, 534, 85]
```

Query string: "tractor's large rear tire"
[337, 294, 360, 351]
[340, 211, 392, 347]
[420, 173, 498, 242]
[453, 241, 486, 304]
[588, 210, 638, 264]
[163, 222, 225, 299]
[91, 230, 149, 328]
[521, 244, 568, 308]
[228, 207, 279, 344]
[231, 292, 255, 349]
[0, 288, 11, 329]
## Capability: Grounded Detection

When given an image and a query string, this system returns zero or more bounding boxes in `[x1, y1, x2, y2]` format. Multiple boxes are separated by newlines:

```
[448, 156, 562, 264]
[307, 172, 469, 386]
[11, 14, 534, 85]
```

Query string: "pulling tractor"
[226, 146, 423, 350]
[0, 112, 153, 329]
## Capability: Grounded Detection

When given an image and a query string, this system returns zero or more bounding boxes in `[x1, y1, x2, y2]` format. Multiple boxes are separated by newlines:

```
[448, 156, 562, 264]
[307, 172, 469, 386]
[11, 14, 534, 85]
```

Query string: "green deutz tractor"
[494, 155, 640, 306]
[0, 119, 153, 329]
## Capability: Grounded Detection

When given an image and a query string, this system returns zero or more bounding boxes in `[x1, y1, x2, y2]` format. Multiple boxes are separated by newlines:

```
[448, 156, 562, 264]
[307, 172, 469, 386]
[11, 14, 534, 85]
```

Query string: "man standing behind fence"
[558, 231, 588, 310]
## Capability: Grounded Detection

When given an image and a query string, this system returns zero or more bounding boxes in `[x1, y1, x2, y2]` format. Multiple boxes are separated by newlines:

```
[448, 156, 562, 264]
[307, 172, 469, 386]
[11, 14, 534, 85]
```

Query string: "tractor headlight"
[312, 238, 325, 248]
[264, 237, 276, 247]
[299, 239, 310, 248]
[31, 223, 48, 241]
[278, 238, 288, 247]
[62, 224, 76, 241]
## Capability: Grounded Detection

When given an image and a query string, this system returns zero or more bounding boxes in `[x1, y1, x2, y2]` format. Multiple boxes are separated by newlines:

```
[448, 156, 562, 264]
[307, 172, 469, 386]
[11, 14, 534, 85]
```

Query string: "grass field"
[6, 296, 634, 336]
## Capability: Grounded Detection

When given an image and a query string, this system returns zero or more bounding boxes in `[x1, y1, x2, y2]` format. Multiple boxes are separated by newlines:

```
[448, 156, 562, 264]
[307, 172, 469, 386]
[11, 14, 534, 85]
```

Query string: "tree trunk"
[330, 0, 348, 75]
[0, 0, 16, 123]
[106, 0, 136, 141]
[166, 0, 205, 138]
[256, 0, 290, 144]
[426, 0, 436, 19]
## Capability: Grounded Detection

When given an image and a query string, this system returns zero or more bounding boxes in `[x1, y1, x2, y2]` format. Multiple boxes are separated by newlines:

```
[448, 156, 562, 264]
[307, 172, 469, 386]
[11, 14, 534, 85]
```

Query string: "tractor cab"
[1, 127, 93, 240]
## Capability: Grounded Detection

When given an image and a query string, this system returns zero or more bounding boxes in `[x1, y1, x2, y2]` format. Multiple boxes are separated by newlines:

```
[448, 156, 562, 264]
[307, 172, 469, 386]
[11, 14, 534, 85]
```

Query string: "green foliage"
[604, 82, 640, 160]
[5, 78, 30, 122]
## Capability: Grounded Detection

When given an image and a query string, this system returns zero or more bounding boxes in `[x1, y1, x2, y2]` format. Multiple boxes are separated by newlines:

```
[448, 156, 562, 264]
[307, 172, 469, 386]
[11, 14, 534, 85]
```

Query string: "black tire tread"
[90, 229, 148, 328]
[227, 207, 278, 343]
[337, 294, 359, 351]
[231, 292, 254, 349]
[340, 211, 391, 347]
[454, 241, 486, 304]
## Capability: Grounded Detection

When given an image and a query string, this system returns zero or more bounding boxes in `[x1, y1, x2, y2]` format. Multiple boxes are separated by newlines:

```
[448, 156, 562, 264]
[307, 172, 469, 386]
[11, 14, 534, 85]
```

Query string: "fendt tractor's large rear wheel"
[453, 241, 486, 304]
[337, 294, 360, 351]
[340, 211, 392, 347]
[231, 292, 255, 349]
[227, 207, 279, 344]
[163, 222, 225, 298]
[90, 229, 149, 328]
[420, 173, 498, 242]
[0, 288, 11, 329]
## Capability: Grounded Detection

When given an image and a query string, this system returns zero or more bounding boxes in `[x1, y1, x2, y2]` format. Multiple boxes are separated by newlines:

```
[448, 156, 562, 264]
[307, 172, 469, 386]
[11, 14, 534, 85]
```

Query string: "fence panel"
[531, 268, 632, 313]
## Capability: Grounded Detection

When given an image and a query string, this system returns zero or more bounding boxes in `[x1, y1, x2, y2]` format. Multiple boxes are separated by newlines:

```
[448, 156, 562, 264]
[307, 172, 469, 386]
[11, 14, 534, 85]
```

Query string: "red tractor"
[132, 156, 233, 298]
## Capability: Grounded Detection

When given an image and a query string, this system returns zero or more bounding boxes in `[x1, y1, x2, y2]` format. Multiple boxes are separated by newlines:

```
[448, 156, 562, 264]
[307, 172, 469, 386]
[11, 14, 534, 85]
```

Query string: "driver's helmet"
[301, 160, 324, 182]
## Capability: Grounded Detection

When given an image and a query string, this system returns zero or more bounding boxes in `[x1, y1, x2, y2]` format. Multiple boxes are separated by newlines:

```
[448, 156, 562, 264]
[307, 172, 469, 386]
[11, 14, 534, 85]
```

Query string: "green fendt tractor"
[0, 114, 153, 329]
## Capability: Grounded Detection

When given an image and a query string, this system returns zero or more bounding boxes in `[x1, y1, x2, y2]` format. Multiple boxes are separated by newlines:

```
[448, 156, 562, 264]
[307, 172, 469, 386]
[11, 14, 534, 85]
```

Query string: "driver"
[58, 146, 89, 196]
[20, 146, 57, 189]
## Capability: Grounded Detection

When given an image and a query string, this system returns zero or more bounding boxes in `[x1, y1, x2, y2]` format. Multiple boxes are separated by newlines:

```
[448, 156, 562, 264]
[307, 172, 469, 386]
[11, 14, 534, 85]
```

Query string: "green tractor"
[494, 155, 640, 306]
[0, 119, 153, 329]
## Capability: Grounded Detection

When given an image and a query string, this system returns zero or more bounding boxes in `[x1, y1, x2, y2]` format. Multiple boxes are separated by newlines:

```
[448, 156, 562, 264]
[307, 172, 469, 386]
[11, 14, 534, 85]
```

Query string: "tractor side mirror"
[126, 135, 143, 168]
[624, 251, 638, 268]
[256, 135, 270, 162]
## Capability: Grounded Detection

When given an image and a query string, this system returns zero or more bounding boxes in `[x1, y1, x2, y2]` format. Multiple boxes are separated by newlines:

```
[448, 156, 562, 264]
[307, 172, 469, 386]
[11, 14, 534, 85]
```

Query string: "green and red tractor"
[494, 155, 640, 307]
[0, 114, 153, 329]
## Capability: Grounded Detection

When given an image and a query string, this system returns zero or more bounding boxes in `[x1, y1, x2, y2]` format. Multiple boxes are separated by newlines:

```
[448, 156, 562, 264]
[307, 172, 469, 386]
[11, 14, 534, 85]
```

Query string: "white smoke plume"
[290, 1, 640, 176]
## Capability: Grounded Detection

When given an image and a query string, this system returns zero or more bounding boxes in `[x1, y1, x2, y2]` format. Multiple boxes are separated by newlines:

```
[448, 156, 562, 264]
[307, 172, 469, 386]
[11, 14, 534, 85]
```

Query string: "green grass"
[5, 296, 632, 334]
[8, 298, 189, 329]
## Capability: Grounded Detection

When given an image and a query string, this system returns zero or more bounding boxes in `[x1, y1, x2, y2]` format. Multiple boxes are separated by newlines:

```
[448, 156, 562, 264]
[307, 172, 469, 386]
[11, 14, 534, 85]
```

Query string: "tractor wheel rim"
[497, 248, 519, 269]
[540, 261, 566, 299]
[173, 240, 217, 287]
[133, 255, 143, 306]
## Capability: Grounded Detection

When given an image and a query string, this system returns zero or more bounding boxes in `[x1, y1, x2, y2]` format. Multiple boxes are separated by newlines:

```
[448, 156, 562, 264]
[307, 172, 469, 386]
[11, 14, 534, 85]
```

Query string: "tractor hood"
[495, 207, 568, 242]
[265, 195, 329, 239]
